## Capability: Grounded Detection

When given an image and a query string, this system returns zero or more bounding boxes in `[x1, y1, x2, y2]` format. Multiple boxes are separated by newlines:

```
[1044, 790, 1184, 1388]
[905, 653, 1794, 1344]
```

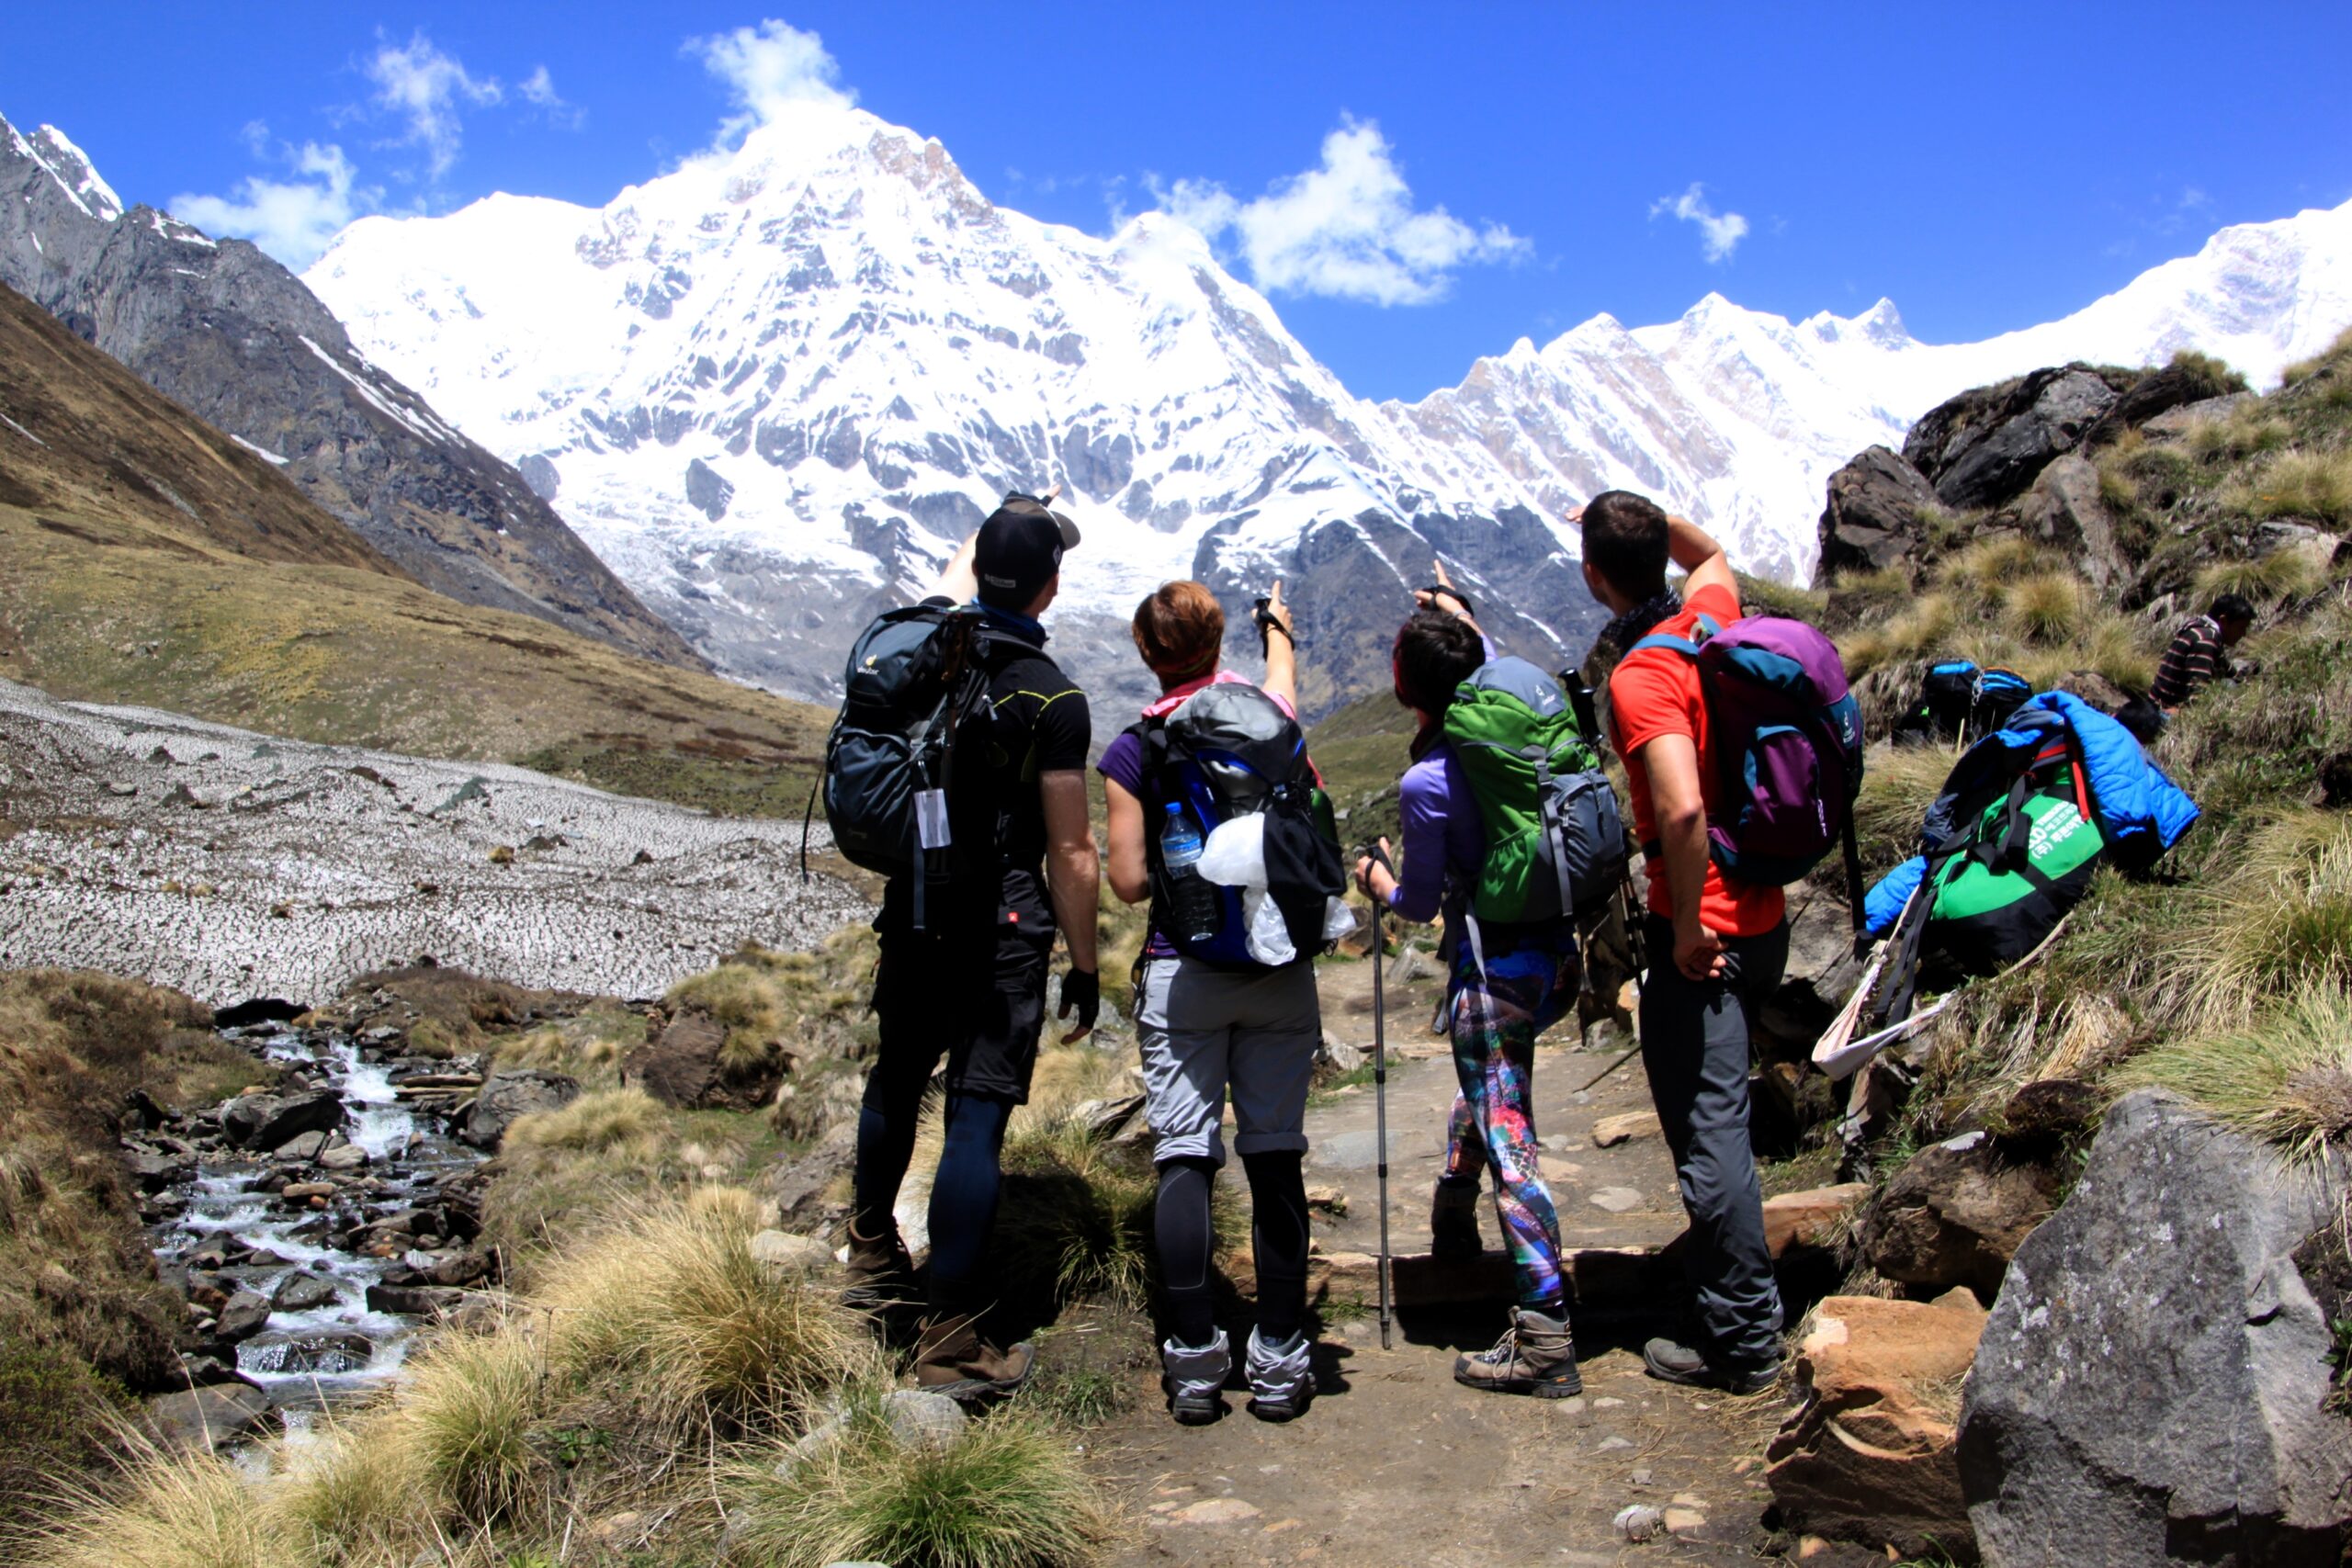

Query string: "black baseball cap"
[975, 492, 1080, 605]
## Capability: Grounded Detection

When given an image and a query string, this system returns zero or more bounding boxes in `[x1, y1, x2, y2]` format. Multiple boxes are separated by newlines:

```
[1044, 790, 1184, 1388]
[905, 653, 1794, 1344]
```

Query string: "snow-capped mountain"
[303, 95, 2352, 715]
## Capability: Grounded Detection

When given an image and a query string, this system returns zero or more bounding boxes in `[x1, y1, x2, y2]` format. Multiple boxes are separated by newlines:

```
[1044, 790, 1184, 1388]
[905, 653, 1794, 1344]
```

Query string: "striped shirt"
[2152, 615, 2222, 708]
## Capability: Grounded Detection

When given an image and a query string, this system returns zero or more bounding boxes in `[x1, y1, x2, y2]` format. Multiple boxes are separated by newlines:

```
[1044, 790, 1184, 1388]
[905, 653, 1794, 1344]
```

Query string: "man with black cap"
[842, 491, 1101, 1403]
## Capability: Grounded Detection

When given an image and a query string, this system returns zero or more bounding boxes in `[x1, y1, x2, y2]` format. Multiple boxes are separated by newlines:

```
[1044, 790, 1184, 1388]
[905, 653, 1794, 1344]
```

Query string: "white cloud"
[1650, 182, 1749, 264]
[688, 18, 854, 148]
[1155, 118, 1527, 307]
[365, 30, 503, 178]
[519, 65, 562, 107]
[169, 133, 372, 269]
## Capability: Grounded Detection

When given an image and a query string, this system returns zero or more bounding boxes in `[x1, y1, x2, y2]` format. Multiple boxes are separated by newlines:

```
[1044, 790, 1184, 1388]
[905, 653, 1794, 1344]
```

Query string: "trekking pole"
[1363, 841, 1397, 1349]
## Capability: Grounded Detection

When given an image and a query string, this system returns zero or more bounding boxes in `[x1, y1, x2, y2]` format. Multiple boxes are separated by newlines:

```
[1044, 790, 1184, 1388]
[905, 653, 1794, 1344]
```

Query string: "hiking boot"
[1641, 1337, 1781, 1396]
[1244, 1326, 1314, 1422]
[839, 1218, 915, 1314]
[1453, 1306, 1582, 1398]
[1160, 1329, 1231, 1426]
[1430, 1182, 1483, 1258]
[913, 1312, 1035, 1404]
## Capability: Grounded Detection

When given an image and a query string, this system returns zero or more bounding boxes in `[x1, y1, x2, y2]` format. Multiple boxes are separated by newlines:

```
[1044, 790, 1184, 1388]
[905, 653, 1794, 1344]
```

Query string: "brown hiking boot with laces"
[1453, 1305, 1582, 1398]
[839, 1217, 915, 1314]
[912, 1310, 1035, 1404]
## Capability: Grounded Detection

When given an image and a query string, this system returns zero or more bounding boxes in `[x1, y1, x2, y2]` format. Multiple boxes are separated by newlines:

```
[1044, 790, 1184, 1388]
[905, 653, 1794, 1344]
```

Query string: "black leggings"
[1156, 1150, 1310, 1348]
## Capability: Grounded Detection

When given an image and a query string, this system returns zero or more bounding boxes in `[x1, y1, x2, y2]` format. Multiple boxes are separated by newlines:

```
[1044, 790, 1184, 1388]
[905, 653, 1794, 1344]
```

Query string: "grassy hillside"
[0, 283, 830, 815]
[1826, 330, 2352, 1170]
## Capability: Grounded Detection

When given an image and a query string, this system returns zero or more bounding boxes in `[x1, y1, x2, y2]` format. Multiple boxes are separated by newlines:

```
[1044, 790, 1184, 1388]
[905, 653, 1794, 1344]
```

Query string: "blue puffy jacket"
[1862, 691, 2199, 936]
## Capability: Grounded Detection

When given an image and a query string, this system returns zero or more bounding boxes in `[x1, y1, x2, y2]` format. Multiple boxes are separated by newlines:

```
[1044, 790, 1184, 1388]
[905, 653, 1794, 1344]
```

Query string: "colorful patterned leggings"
[1438, 942, 1578, 1309]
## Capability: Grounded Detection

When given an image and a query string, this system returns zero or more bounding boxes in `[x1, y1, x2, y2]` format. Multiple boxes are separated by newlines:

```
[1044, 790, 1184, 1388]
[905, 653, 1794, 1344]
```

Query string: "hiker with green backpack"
[1354, 567, 1626, 1399]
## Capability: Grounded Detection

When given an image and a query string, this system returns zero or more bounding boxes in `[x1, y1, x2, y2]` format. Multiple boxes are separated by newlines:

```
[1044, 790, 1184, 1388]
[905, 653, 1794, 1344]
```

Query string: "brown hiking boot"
[1453, 1306, 1582, 1398]
[1430, 1181, 1483, 1258]
[840, 1217, 915, 1314]
[913, 1312, 1035, 1404]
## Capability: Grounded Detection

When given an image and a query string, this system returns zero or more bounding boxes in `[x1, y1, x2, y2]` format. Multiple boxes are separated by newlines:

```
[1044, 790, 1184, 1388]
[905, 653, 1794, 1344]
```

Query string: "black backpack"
[820, 604, 1004, 931]
[1896, 659, 1980, 744]
[1136, 682, 1346, 966]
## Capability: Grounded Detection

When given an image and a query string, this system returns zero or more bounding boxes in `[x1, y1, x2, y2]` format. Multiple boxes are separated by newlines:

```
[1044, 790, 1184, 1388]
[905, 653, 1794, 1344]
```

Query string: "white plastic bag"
[1238, 886, 1295, 965]
[1196, 814, 1266, 889]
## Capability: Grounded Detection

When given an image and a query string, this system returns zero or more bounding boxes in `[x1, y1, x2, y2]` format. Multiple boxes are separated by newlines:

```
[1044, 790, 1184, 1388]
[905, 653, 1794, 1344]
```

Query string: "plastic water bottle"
[1160, 803, 1222, 943]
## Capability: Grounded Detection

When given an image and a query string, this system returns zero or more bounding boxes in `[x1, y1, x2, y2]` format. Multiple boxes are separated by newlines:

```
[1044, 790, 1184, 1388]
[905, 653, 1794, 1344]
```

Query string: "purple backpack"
[1630, 613, 1866, 910]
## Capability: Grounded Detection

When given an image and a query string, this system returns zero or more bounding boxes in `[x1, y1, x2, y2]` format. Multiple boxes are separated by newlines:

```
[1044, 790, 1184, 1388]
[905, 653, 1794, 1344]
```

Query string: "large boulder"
[455, 1069, 580, 1150]
[1861, 1130, 2059, 1299]
[1818, 446, 1940, 581]
[2004, 453, 2124, 590]
[220, 1088, 343, 1151]
[144, 1382, 274, 1450]
[1904, 366, 2128, 513]
[1958, 1089, 2352, 1564]
[1767, 1288, 1988, 1559]
[625, 1009, 784, 1111]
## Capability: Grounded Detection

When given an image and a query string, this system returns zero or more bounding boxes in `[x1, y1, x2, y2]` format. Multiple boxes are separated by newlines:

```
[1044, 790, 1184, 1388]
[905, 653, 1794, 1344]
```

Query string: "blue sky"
[6, 3, 2348, 401]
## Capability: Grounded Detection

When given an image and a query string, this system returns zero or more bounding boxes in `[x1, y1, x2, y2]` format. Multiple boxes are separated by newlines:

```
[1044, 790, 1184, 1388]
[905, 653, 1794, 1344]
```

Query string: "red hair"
[1131, 581, 1225, 682]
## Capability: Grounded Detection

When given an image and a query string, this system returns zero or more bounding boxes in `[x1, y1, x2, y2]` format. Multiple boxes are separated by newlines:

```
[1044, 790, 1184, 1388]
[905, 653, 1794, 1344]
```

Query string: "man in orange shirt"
[1584, 490, 1786, 1394]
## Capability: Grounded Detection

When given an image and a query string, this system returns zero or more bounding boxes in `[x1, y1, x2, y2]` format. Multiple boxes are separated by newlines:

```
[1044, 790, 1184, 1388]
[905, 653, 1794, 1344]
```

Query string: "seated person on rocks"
[1098, 579, 1320, 1426]
[2152, 592, 2256, 716]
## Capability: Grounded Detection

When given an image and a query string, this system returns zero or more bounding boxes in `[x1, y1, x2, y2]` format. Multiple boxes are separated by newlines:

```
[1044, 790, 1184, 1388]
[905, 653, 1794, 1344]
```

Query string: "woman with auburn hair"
[1096, 579, 1322, 1427]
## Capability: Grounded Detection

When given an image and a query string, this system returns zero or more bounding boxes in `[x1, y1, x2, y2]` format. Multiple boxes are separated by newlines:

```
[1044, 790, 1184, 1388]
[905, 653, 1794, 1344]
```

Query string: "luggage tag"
[915, 788, 952, 850]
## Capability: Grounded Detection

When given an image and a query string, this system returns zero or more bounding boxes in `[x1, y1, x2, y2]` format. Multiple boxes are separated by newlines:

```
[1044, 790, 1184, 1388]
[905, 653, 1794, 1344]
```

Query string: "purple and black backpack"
[1629, 613, 1867, 919]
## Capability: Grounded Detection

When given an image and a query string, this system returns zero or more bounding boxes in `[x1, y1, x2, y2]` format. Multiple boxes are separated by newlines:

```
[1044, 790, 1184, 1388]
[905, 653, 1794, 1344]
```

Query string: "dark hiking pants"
[1638, 914, 1788, 1367]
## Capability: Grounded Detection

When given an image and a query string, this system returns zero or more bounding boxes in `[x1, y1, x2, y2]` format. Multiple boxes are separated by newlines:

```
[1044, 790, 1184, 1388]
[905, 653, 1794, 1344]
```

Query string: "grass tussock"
[1935, 537, 2059, 615]
[2177, 813, 2352, 1032]
[726, 1398, 1120, 1568]
[2280, 324, 2352, 389]
[2222, 447, 2352, 525]
[2120, 981, 2352, 1162]
[535, 1196, 865, 1428]
[503, 1087, 667, 1158]
[2194, 547, 2325, 609]
[27, 1440, 306, 1568]
[668, 928, 881, 1071]
[2184, 409, 2292, 466]
[1999, 571, 2084, 646]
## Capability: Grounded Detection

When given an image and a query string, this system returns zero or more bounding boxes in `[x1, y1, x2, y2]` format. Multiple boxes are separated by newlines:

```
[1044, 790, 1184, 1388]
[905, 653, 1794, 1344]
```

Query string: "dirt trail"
[1093, 946, 1790, 1566]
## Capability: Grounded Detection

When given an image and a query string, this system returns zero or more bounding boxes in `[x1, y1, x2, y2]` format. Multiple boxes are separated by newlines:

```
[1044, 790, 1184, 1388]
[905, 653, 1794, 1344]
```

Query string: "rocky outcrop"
[1861, 1130, 2060, 1299]
[0, 112, 701, 671]
[1819, 445, 1942, 581]
[2005, 453, 2125, 590]
[1903, 366, 2132, 513]
[1958, 1089, 2352, 1565]
[1767, 1289, 1987, 1560]
[626, 1009, 785, 1111]
[456, 1069, 581, 1150]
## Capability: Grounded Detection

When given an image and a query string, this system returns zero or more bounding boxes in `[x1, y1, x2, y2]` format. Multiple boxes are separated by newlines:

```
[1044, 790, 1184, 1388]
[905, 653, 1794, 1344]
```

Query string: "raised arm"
[1666, 515, 1735, 606]
[934, 531, 980, 603]
[1259, 579, 1297, 712]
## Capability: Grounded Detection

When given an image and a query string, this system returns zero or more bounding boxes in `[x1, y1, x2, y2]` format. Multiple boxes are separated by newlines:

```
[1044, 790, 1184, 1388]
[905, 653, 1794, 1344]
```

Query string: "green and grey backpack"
[1442, 657, 1630, 931]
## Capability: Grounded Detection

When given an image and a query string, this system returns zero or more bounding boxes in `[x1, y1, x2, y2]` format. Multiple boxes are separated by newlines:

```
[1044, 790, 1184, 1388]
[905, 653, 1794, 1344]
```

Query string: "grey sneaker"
[1429, 1182, 1483, 1258]
[1641, 1337, 1781, 1395]
[1244, 1326, 1314, 1422]
[1454, 1306, 1582, 1398]
[1161, 1330, 1231, 1426]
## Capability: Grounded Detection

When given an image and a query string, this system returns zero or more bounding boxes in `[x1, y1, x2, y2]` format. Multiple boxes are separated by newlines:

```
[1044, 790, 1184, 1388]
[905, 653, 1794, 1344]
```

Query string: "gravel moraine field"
[0, 677, 870, 1005]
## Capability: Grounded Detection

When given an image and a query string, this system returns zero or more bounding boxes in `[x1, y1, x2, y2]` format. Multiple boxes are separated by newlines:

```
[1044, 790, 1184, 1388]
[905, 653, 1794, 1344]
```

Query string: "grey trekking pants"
[1638, 914, 1788, 1366]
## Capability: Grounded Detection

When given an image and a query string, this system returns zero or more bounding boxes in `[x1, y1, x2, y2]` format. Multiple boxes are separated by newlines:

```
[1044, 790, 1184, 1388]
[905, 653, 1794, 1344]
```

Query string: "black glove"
[1058, 967, 1101, 1036]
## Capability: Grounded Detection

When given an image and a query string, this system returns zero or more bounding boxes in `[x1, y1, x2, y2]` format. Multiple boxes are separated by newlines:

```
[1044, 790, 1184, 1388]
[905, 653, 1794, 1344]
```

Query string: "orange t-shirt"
[1608, 581, 1786, 937]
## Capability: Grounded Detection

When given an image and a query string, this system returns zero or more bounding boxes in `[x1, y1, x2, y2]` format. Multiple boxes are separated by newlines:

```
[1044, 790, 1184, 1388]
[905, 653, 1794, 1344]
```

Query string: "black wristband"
[1419, 584, 1476, 618]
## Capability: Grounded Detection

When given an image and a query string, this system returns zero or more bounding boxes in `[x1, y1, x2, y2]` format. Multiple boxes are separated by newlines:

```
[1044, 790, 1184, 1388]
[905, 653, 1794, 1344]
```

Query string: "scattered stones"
[1164, 1497, 1261, 1526]
[317, 1142, 369, 1172]
[1315, 1032, 1365, 1077]
[1612, 1504, 1666, 1542]
[1303, 1184, 1348, 1215]
[1766, 1289, 1987, 1559]
[1588, 1187, 1643, 1213]
[1959, 1089, 2352, 1564]
[1590, 1111, 1660, 1148]
[279, 1181, 334, 1202]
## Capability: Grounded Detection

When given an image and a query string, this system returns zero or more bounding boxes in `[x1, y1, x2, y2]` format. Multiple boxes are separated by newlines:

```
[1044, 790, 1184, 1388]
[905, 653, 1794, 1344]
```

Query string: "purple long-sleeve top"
[1387, 739, 1486, 924]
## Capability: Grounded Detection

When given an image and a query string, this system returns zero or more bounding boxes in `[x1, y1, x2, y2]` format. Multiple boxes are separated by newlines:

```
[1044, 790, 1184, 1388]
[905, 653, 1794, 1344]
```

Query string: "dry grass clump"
[1999, 571, 2084, 646]
[2184, 409, 2292, 466]
[26, 1441, 306, 1568]
[2193, 547, 2325, 608]
[503, 1087, 667, 1158]
[536, 1196, 865, 1429]
[2280, 324, 2352, 389]
[668, 929, 880, 1071]
[380, 1329, 549, 1525]
[2177, 812, 2352, 1032]
[1840, 592, 1959, 677]
[492, 1018, 629, 1081]
[2120, 981, 2352, 1161]
[2223, 447, 2352, 525]
[1847, 743, 1956, 877]
[1935, 537, 2059, 615]
[725, 1399, 1119, 1568]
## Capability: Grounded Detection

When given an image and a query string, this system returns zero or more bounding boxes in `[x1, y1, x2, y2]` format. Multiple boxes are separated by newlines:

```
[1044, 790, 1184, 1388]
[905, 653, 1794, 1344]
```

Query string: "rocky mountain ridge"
[302, 94, 2352, 713]
[0, 113, 705, 672]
